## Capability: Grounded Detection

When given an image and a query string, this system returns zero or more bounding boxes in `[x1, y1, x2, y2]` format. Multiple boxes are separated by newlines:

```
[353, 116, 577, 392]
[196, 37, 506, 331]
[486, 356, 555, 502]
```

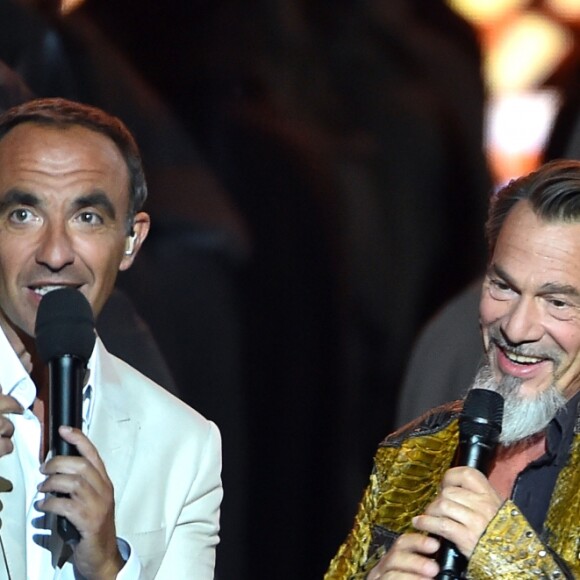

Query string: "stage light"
[486, 11, 572, 92]
[448, 0, 528, 25]
[546, 0, 580, 21]
[60, 0, 85, 15]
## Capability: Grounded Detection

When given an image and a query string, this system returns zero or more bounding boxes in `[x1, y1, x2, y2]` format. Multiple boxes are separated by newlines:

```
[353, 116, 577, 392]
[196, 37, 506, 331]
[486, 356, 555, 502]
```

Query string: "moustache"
[487, 324, 561, 363]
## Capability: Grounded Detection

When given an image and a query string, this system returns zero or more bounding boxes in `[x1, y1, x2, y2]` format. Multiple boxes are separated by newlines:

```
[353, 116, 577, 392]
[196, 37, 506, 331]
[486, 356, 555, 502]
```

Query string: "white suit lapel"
[87, 340, 139, 508]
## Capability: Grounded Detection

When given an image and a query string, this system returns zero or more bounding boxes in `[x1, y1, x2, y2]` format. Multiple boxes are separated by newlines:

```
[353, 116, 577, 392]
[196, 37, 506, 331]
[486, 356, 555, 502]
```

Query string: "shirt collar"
[552, 390, 580, 434]
[0, 324, 98, 428]
[545, 390, 580, 465]
[0, 325, 36, 410]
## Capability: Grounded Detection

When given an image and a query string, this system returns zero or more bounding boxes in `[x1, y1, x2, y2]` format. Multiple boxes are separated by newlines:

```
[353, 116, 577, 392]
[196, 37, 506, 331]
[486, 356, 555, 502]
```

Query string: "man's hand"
[367, 466, 502, 579]
[367, 533, 440, 579]
[37, 426, 124, 580]
[412, 466, 502, 559]
[0, 311, 30, 458]
[0, 392, 23, 457]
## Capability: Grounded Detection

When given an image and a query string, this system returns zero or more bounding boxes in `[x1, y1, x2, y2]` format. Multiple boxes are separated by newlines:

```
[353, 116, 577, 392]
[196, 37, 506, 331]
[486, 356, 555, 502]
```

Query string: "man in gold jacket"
[326, 160, 580, 579]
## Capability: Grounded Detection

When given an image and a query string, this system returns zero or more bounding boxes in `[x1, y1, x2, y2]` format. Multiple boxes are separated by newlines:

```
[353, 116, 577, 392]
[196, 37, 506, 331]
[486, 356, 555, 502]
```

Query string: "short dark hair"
[0, 98, 147, 232]
[486, 159, 580, 256]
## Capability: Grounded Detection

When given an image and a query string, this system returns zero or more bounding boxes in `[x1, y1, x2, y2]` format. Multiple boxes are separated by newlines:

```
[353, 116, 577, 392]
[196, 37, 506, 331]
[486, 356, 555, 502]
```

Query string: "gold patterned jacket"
[325, 401, 580, 579]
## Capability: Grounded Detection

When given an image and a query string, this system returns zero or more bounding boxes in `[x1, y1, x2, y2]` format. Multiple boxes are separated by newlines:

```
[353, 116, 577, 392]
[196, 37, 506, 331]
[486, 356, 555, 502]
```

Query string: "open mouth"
[502, 348, 545, 365]
[31, 285, 81, 297]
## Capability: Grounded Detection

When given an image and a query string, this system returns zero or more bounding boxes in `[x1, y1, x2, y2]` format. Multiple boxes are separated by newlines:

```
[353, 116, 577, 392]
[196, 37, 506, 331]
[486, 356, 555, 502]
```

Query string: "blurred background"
[2, 0, 580, 578]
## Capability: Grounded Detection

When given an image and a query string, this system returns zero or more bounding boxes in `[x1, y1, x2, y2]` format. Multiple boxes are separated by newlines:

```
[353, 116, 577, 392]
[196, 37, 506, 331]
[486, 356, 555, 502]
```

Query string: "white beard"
[472, 362, 567, 446]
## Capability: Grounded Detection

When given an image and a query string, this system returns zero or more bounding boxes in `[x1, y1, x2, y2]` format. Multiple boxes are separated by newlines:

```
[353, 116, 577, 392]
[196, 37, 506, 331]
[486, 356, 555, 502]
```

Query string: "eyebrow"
[73, 191, 117, 220]
[538, 282, 580, 298]
[488, 263, 580, 298]
[0, 189, 41, 214]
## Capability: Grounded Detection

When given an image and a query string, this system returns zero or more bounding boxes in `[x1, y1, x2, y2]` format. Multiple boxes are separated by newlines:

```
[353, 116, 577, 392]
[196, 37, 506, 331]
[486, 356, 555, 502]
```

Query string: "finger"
[38, 468, 114, 520]
[0, 417, 15, 438]
[58, 427, 108, 473]
[36, 481, 94, 521]
[417, 499, 475, 530]
[0, 436, 14, 456]
[433, 486, 501, 519]
[0, 395, 24, 415]
[379, 553, 439, 578]
[440, 466, 491, 492]
[413, 513, 463, 543]
[38, 470, 111, 505]
[0, 415, 16, 456]
[37, 473, 117, 546]
[38, 469, 91, 500]
[41, 456, 111, 500]
[391, 533, 440, 555]
[42, 429, 113, 502]
[425, 487, 476, 516]
[37, 485, 109, 534]
[413, 512, 484, 559]
[422, 496, 499, 542]
[372, 534, 440, 578]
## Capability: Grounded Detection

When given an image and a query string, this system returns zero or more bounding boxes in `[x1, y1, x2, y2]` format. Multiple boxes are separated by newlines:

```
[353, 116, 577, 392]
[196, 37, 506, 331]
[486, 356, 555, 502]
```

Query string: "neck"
[500, 431, 546, 450]
[488, 432, 547, 500]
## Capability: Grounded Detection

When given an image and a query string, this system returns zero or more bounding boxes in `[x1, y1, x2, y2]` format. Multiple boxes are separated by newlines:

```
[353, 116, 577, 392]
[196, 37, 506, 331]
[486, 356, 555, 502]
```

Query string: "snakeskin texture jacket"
[325, 400, 580, 579]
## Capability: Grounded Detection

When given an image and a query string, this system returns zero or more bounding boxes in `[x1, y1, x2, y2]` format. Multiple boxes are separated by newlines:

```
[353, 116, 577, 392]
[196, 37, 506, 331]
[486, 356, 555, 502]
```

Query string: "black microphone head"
[460, 389, 504, 441]
[35, 288, 96, 363]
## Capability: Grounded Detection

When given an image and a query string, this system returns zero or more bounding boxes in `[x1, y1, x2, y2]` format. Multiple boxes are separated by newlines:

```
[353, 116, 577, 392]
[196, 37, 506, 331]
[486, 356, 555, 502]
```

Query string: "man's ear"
[119, 212, 150, 271]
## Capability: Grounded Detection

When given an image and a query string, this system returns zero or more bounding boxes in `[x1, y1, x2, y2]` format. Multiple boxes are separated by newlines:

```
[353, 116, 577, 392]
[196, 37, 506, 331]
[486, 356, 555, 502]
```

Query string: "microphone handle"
[436, 545, 466, 580]
[435, 437, 496, 579]
[49, 355, 85, 544]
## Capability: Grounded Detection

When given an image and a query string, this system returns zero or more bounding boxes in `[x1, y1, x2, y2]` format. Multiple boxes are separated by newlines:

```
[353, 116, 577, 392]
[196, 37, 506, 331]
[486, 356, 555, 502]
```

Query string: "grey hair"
[486, 159, 580, 257]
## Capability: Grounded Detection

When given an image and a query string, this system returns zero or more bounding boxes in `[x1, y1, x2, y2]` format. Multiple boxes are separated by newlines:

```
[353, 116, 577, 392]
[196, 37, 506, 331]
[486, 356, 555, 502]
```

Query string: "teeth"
[505, 350, 543, 364]
[34, 285, 69, 296]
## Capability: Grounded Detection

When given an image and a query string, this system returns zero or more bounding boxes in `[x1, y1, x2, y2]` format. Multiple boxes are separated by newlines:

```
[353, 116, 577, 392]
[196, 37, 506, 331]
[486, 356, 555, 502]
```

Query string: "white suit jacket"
[0, 338, 223, 579]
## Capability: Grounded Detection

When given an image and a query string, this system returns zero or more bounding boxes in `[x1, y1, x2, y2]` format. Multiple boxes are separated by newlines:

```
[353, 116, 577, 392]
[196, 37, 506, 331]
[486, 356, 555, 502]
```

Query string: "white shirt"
[0, 327, 141, 579]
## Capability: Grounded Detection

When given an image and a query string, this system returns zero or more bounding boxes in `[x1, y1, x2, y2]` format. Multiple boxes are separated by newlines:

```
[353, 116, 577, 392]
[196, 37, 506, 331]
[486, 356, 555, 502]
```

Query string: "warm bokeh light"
[486, 89, 560, 185]
[448, 0, 528, 25]
[486, 11, 573, 92]
[546, 0, 580, 20]
[447, 1, 579, 183]
[60, 0, 85, 15]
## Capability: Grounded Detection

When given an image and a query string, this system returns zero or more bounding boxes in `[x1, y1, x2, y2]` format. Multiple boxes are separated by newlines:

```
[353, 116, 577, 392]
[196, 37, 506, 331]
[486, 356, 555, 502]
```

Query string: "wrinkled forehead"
[0, 124, 131, 211]
[0, 123, 128, 178]
[493, 202, 580, 286]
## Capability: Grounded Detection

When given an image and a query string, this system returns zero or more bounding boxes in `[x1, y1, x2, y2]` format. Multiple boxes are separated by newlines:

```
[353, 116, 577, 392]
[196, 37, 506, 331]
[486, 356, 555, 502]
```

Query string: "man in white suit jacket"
[0, 98, 222, 578]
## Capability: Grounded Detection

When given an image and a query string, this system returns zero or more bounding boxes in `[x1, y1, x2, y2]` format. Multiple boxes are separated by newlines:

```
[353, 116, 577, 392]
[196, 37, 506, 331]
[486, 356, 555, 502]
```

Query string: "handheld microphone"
[35, 288, 96, 544]
[436, 388, 504, 580]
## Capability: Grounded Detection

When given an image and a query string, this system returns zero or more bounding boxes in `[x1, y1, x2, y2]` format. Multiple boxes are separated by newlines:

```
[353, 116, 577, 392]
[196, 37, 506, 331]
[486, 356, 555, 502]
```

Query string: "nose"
[501, 295, 544, 345]
[35, 222, 75, 272]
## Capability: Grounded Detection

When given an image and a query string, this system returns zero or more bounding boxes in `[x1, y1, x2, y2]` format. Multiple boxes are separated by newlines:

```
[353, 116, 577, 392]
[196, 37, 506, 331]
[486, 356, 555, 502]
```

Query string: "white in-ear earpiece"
[124, 234, 137, 256]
